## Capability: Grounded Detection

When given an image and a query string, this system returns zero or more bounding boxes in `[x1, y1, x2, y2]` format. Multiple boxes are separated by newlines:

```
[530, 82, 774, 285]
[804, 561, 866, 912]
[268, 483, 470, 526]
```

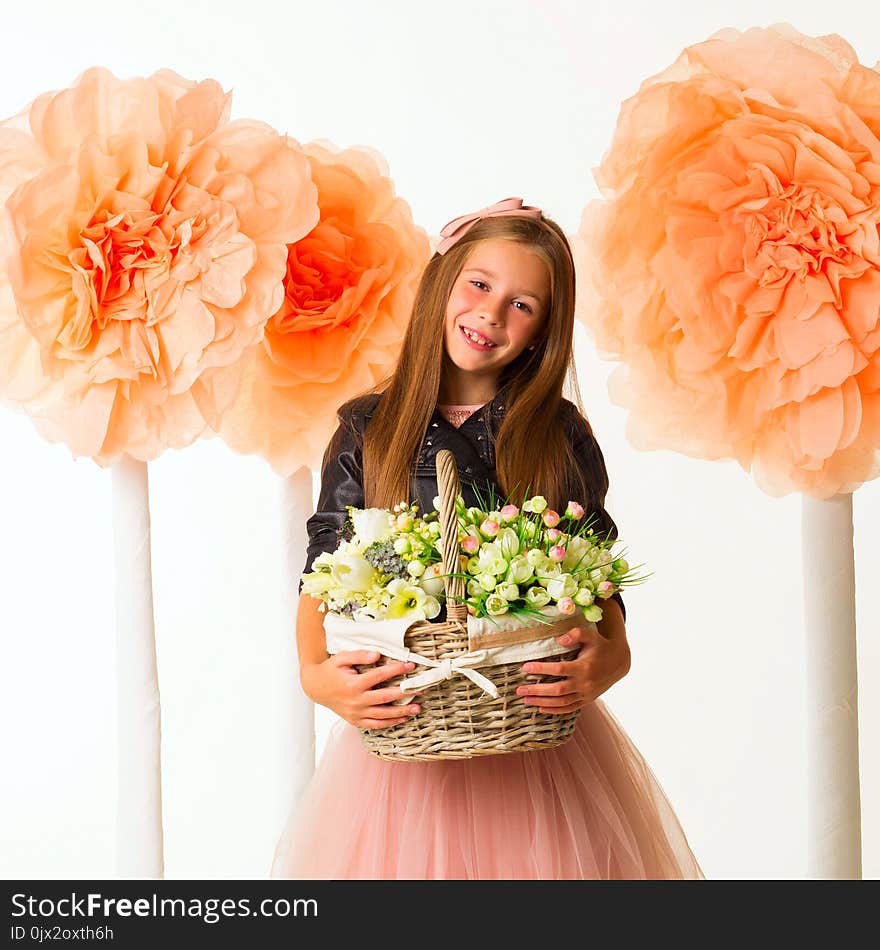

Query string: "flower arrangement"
[454, 491, 641, 623]
[303, 489, 646, 624]
[301, 502, 446, 622]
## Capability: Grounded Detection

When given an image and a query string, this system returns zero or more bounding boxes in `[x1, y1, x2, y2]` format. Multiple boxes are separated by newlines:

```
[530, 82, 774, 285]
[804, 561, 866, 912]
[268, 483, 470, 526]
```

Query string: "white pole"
[111, 455, 164, 878]
[276, 466, 316, 827]
[801, 493, 862, 879]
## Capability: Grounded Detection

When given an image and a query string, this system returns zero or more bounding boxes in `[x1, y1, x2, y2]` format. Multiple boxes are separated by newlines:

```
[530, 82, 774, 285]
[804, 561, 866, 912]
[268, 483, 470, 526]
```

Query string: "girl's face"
[443, 239, 550, 385]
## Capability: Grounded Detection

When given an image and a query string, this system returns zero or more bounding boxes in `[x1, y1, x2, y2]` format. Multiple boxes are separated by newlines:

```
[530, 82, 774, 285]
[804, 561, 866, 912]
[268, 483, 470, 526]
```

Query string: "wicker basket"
[352, 449, 583, 761]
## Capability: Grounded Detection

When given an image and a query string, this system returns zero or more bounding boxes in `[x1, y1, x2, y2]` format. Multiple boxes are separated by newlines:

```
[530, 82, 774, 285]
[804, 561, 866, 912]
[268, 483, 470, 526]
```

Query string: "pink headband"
[435, 196, 543, 255]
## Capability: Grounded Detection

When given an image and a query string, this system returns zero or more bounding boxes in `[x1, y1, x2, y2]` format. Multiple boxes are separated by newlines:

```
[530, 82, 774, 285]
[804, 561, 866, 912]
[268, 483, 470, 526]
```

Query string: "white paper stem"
[801, 493, 862, 879]
[111, 456, 164, 879]
[276, 466, 316, 828]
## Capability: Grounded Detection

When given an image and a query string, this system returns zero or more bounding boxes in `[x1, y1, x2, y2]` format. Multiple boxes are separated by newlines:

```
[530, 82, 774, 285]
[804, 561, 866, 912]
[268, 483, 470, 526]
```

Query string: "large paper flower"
[0, 67, 319, 465]
[575, 25, 880, 497]
[217, 141, 431, 474]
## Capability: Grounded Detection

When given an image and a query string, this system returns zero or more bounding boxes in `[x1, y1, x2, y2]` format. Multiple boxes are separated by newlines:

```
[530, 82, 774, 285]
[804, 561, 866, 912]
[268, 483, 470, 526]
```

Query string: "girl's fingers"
[521, 659, 578, 677]
[536, 702, 586, 715]
[363, 702, 421, 721]
[363, 685, 423, 706]
[358, 660, 416, 688]
[517, 678, 577, 697]
[522, 692, 580, 707]
[333, 650, 384, 667]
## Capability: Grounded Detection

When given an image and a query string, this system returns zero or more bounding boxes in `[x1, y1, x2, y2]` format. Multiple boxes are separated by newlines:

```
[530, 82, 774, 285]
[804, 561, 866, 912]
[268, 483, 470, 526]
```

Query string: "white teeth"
[462, 327, 496, 347]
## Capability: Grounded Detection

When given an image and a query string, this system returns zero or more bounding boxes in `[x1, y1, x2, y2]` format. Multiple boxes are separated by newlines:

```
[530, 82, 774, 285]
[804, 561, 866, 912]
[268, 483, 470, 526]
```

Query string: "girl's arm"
[296, 400, 424, 728]
[297, 593, 330, 670]
[297, 592, 423, 728]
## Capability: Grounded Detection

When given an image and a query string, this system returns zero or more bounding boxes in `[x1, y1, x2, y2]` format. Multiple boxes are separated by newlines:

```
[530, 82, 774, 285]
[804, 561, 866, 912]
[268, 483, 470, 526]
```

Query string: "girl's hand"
[300, 650, 424, 729]
[515, 622, 631, 714]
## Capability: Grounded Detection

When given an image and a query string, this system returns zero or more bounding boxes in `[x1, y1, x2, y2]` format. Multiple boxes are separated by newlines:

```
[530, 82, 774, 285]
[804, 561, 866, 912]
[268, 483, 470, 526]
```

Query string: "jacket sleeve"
[298, 404, 366, 594]
[564, 408, 627, 625]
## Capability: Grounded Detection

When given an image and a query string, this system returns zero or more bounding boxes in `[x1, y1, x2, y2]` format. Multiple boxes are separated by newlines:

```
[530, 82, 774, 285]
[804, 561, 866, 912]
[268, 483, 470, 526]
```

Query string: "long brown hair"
[357, 213, 605, 514]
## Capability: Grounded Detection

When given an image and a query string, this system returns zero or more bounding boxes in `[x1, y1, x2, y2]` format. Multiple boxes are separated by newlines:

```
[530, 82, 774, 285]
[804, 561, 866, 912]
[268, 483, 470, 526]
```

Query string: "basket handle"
[435, 449, 467, 623]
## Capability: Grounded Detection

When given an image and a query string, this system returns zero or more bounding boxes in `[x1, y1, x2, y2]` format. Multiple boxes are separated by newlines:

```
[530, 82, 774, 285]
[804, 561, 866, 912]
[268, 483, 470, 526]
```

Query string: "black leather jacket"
[303, 387, 626, 621]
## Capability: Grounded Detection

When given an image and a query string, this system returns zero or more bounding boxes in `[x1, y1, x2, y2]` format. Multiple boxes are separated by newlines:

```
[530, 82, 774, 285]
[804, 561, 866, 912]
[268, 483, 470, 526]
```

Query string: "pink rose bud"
[546, 528, 562, 542]
[500, 504, 519, 522]
[557, 597, 576, 615]
[597, 581, 615, 597]
[549, 545, 566, 562]
[543, 509, 560, 528]
[461, 535, 481, 554]
[480, 519, 500, 537]
[565, 501, 585, 520]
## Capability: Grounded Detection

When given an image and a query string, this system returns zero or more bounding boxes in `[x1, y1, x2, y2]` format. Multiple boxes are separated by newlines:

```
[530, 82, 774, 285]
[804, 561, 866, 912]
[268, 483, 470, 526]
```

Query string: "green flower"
[485, 593, 509, 616]
[525, 586, 551, 607]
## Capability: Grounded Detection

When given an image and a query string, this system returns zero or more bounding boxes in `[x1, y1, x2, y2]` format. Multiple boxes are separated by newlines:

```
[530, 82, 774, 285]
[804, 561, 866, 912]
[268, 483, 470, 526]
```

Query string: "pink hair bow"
[435, 196, 543, 255]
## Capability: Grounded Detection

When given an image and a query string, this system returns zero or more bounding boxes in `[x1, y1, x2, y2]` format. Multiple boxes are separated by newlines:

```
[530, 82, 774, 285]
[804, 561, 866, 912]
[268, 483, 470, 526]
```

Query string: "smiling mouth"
[459, 325, 499, 348]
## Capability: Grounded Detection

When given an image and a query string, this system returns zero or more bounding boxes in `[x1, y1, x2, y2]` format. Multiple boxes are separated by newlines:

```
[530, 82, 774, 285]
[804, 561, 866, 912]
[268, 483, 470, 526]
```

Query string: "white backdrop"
[1, 0, 878, 880]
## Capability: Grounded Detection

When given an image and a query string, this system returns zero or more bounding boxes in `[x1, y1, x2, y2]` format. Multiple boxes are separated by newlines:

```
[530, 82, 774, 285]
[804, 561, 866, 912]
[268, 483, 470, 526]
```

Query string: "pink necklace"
[437, 402, 486, 428]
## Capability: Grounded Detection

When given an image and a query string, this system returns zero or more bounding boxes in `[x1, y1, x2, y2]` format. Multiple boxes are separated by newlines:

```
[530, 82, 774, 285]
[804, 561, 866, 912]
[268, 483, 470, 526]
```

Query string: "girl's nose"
[478, 298, 505, 325]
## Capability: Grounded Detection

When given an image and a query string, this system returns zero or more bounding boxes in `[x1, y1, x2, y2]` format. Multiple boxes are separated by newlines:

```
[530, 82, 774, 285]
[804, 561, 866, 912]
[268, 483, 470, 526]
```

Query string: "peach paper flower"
[0, 67, 319, 465]
[217, 141, 431, 474]
[575, 25, 880, 498]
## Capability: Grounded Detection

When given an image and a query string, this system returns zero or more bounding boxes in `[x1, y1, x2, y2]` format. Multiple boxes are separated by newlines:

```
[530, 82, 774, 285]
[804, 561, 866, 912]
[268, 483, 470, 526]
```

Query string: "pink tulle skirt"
[270, 699, 704, 880]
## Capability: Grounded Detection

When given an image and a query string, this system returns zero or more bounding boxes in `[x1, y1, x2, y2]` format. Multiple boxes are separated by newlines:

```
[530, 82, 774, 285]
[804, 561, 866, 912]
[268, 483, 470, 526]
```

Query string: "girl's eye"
[469, 281, 532, 313]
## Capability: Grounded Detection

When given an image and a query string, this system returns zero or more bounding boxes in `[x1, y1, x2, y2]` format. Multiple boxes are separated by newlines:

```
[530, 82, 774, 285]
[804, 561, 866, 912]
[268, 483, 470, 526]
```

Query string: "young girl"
[271, 198, 704, 880]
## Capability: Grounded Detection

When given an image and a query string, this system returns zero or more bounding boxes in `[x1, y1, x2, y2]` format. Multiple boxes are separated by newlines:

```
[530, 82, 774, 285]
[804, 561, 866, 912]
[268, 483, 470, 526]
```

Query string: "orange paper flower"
[0, 67, 319, 465]
[217, 141, 431, 474]
[575, 25, 880, 497]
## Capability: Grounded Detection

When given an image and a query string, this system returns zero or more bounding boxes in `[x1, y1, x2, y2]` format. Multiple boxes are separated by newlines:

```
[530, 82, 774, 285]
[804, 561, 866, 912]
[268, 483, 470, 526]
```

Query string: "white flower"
[562, 536, 590, 572]
[419, 563, 445, 596]
[546, 574, 578, 600]
[485, 593, 509, 616]
[525, 548, 546, 568]
[351, 508, 395, 545]
[393, 536, 410, 554]
[574, 587, 595, 606]
[497, 582, 519, 601]
[477, 573, 497, 592]
[301, 573, 334, 596]
[497, 527, 521, 558]
[467, 579, 484, 597]
[522, 495, 548, 513]
[407, 560, 425, 577]
[525, 586, 552, 607]
[477, 543, 507, 576]
[506, 555, 533, 585]
[329, 555, 377, 593]
[385, 579, 431, 620]
[535, 562, 562, 586]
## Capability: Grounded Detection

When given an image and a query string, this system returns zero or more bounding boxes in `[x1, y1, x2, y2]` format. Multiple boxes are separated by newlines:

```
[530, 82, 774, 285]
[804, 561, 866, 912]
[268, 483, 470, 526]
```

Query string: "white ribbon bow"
[397, 649, 500, 698]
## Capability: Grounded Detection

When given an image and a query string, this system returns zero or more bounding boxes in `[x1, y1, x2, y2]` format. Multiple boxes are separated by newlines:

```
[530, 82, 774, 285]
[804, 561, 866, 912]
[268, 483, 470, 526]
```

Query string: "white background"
[1, 0, 878, 880]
